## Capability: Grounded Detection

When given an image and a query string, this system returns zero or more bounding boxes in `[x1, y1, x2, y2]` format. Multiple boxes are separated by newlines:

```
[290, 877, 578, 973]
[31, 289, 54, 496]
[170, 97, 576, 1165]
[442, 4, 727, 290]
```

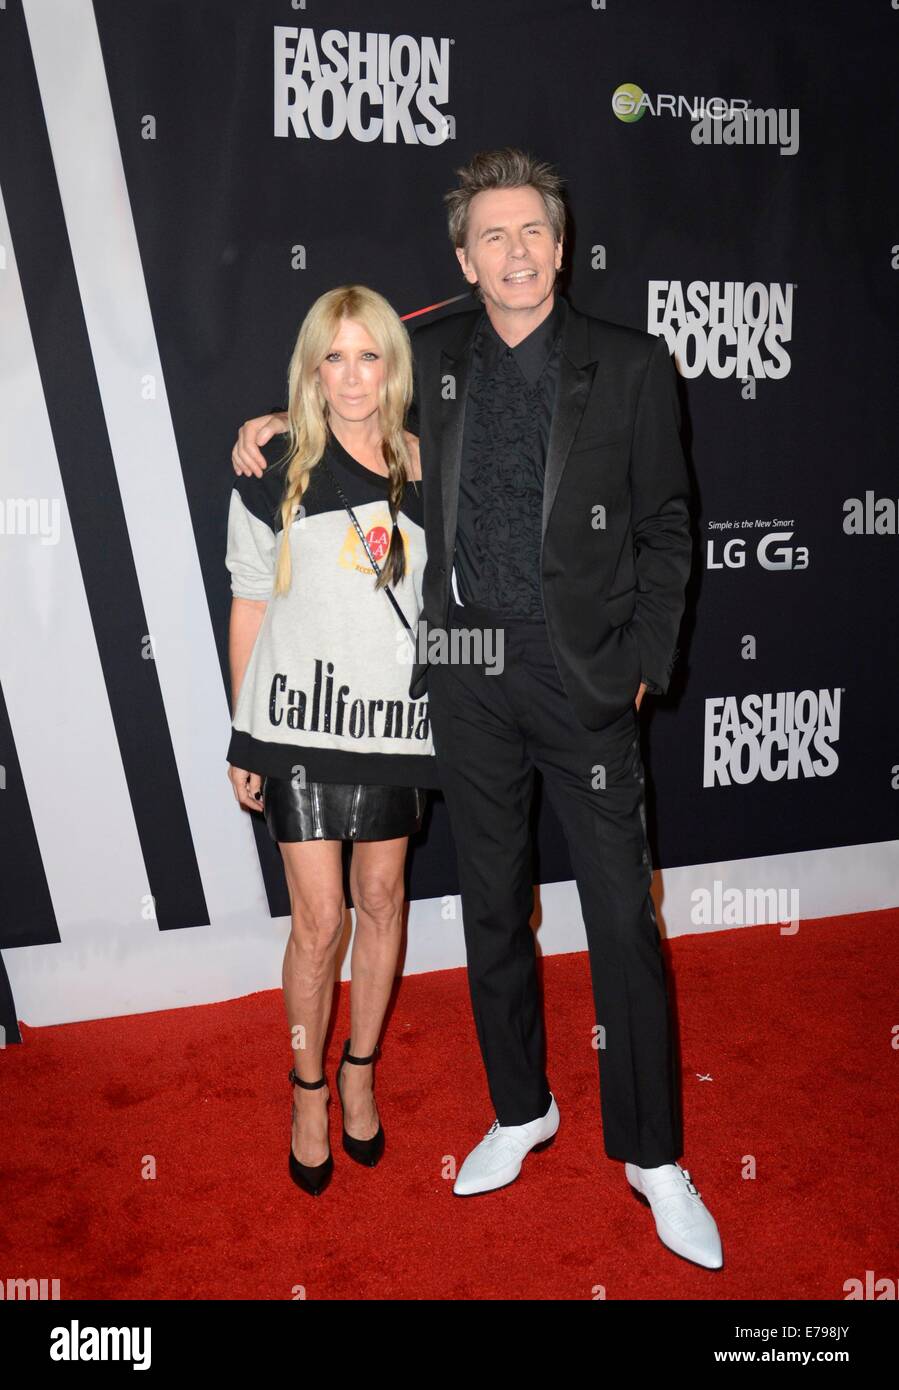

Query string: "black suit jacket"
[406, 296, 693, 730]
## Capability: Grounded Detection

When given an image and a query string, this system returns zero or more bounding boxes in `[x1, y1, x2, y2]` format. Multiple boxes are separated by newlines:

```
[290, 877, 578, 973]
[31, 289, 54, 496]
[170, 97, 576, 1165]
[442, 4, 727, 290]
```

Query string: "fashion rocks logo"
[648, 280, 794, 379]
[274, 27, 453, 144]
[703, 688, 842, 787]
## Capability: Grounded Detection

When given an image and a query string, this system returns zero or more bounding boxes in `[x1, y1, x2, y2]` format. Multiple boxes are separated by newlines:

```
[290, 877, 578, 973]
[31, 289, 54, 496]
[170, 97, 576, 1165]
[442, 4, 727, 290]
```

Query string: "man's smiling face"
[455, 184, 563, 316]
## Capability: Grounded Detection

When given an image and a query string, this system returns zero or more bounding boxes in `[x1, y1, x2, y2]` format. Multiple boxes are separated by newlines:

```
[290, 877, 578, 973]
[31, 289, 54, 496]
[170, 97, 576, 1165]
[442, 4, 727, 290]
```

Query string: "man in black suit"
[403, 148, 719, 1269]
[232, 147, 722, 1269]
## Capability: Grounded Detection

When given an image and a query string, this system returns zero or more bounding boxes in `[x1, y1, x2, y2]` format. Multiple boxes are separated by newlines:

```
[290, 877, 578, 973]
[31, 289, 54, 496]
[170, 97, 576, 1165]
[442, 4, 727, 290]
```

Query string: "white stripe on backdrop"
[21, 0, 268, 925]
[0, 181, 150, 946]
[4, 840, 898, 1026]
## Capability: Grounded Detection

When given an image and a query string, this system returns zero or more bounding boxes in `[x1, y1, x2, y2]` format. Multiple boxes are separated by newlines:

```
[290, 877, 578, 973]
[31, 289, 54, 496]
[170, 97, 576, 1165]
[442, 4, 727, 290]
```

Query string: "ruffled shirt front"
[453, 296, 568, 617]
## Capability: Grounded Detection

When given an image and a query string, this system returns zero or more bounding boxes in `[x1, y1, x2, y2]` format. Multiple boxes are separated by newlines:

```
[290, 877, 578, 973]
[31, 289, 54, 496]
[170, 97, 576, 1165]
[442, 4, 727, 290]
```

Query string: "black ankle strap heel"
[289, 1069, 326, 1090]
[336, 1039, 385, 1167]
[288, 1068, 334, 1196]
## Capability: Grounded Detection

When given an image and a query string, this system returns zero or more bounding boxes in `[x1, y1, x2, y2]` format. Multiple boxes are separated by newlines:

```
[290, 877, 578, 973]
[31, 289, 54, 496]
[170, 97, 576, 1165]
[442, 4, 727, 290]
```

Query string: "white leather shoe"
[453, 1094, 560, 1196]
[625, 1161, 723, 1269]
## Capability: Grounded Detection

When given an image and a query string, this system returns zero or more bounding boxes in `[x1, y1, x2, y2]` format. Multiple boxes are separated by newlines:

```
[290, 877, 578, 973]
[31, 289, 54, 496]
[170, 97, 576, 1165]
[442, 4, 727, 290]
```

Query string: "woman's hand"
[228, 764, 265, 812]
[635, 681, 648, 711]
[232, 412, 289, 478]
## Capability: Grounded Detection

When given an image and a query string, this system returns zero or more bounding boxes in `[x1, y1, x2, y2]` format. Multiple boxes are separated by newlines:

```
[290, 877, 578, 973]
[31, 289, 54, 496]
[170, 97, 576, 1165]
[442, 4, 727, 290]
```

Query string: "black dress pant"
[426, 600, 683, 1167]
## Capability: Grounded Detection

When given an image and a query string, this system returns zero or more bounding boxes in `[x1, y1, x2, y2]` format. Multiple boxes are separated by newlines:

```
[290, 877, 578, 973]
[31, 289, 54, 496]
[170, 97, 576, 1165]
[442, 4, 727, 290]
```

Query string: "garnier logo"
[613, 83, 749, 122]
[612, 83, 646, 122]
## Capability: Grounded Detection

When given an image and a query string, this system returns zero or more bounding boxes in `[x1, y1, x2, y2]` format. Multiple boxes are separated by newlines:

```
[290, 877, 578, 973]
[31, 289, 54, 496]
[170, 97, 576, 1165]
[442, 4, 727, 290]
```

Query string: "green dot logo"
[612, 82, 646, 123]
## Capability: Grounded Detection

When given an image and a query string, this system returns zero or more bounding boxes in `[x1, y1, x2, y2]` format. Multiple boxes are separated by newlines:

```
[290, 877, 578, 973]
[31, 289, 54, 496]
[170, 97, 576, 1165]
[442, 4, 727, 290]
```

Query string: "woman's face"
[316, 317, 385, 426]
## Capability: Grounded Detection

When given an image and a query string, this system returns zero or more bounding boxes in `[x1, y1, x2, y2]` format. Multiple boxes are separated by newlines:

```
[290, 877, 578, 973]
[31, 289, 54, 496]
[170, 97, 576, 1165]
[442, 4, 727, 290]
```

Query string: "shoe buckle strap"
[680, 1166, 700, 1196]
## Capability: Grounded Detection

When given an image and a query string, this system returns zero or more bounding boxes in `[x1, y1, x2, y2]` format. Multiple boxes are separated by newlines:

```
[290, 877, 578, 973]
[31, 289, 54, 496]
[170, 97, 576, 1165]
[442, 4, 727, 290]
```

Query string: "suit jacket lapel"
[439, 310, 480, 572]
[542, 305, 598, 540]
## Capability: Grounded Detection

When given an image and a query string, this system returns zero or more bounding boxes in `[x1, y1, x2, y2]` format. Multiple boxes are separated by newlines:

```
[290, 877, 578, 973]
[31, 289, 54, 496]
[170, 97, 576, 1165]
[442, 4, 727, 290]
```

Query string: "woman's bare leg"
[280, 838, 346, 1166]
[339, 835, 409, 1140]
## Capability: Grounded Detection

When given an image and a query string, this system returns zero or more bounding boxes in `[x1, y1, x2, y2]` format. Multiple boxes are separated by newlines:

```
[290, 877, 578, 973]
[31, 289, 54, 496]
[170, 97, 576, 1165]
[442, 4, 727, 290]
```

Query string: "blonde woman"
[226, 285, 439, 1196]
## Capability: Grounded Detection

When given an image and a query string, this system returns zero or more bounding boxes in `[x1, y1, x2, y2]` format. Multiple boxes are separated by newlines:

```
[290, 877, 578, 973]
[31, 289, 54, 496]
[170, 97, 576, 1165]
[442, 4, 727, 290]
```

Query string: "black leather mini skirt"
[262, 776, 426, 843]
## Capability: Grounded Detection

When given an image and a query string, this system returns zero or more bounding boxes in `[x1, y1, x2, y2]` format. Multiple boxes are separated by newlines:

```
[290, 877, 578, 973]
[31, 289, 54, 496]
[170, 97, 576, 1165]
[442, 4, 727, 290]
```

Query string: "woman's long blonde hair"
[270, 285, 415, 597]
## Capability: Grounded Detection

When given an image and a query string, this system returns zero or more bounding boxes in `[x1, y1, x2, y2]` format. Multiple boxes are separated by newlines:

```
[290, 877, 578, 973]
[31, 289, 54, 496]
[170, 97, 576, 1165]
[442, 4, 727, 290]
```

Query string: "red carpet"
[2, 909, 897, 1300]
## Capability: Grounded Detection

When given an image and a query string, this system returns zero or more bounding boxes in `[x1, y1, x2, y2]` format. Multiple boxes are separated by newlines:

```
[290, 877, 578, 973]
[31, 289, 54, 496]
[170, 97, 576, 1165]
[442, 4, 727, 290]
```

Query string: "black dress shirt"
[453, 295, 569, 617]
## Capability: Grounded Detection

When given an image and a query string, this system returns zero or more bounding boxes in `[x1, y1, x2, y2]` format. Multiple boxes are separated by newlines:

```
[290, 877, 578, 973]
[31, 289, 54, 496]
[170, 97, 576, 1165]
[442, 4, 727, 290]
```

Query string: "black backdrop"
[1, 0, 897, 1038]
